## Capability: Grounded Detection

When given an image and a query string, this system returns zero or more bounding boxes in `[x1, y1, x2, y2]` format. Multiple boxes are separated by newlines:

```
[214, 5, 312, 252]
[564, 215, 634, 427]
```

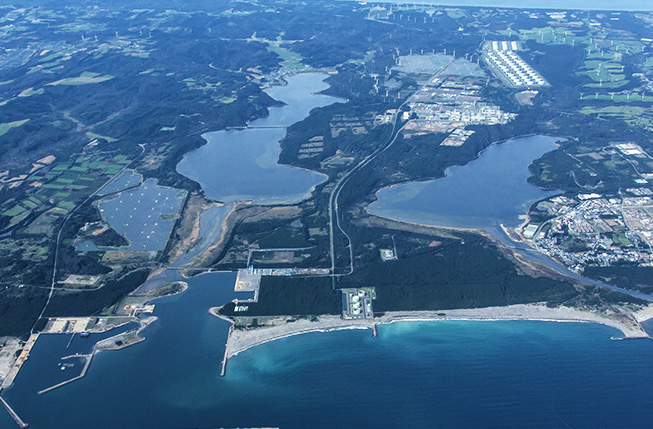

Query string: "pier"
[372, 323, 378, 338]
[37, 347, 95, 395]
[219, 326, 232, 377]
[1, 334, 39, 390]
[66, 333, 75, 348]
[0, 394, 28, 428]
[610, 335, 651, 341]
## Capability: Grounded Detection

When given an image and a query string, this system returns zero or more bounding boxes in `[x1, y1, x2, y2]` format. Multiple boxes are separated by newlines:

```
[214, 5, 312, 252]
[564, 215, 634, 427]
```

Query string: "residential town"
[521, 191, 653, 273]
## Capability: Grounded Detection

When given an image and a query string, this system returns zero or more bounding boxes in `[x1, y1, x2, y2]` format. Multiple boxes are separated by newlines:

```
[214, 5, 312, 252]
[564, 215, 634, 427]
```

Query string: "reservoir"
[4, 271, 653, 428]
[176, 73, 341, 204]
[76, 178, 187, 252]
[368, 135, 560, 230]
[367, 134, 653, 301]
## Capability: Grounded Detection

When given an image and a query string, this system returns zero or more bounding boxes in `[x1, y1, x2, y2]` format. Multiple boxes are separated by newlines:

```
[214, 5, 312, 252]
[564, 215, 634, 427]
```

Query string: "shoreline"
[363, 209, 497, 240]
[212, 304, 653, 361]
[95, 316, 157, 353]
[366, 133, 562, 218]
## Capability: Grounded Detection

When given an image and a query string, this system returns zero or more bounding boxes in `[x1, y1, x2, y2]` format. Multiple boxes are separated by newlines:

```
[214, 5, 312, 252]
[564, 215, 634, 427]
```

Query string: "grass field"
[1, 152, 133, 236]
[581, 105, 653, 130]
[266, 44, 305, 71]
[446, 9, 466, 19]
[46, 74, 114, 86]
[580, 93, 653, 103]
[0, 119, 29, 137]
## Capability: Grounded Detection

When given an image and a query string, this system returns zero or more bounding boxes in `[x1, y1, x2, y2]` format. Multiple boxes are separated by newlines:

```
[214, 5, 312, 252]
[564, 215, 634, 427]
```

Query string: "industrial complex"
[341, 288, 376, 320]
[483, 41, 549, 88]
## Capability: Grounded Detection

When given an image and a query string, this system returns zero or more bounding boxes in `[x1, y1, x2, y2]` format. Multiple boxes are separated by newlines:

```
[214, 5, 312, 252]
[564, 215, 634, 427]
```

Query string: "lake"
[176, 73, 341, 205]
[369, 135, 560, 230]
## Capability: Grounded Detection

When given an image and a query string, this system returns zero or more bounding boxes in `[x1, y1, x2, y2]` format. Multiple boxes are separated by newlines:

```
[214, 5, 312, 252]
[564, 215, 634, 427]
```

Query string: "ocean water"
[4, 271, 653, 428]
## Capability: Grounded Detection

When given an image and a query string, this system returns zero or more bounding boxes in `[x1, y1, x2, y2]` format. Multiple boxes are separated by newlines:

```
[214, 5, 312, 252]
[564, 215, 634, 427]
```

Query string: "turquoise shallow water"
[4, 272, 653, 428]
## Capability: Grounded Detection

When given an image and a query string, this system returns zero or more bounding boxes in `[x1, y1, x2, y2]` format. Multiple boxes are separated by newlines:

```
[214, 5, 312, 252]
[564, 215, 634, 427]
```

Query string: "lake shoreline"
[176, 73, 340, 205]
[366, 134, 561, 232]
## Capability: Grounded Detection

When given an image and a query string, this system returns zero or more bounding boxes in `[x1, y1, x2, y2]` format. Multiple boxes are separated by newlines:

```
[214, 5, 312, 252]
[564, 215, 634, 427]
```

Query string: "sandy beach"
[213, 303, 653, 360]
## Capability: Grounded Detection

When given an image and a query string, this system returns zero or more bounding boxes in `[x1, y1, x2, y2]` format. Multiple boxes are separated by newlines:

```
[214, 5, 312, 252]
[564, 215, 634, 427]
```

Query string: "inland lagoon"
[177, 73, 341, 205]
[368, 135, 560, 231]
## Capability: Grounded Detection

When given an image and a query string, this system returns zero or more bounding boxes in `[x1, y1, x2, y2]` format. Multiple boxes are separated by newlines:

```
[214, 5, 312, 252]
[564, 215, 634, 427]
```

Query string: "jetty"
[38, 348, 95, 395]
[66, 333, 75, 349]
[219, 326, 232, 377]
[1, 334, 39, 390]
[372, 323, 378, 338]
[0, 394, 28, 428]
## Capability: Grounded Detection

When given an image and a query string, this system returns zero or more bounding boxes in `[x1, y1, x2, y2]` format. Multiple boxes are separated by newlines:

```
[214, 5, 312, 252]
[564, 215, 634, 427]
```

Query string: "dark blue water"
[5, 323, 136, 395]
[4, 271, 653, 428]
[369, 135, 560, 230]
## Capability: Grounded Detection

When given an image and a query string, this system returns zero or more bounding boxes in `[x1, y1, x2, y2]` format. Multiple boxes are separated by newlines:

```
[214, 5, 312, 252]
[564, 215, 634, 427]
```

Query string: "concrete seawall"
[0, 394, 28, 428]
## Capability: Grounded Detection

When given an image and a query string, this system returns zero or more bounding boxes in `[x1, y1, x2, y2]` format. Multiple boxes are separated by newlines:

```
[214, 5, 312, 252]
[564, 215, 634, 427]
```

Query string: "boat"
[80, 331, 90, 338]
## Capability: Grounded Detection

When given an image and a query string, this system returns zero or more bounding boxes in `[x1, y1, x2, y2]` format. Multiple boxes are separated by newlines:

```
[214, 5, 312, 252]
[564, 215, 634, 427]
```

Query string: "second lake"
[368, 135, 561, 230]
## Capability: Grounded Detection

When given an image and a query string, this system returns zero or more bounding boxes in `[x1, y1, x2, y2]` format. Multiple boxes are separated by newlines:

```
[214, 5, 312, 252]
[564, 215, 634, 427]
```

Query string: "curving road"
[31, 144, 146, 334]
[328, 59, 455, 285]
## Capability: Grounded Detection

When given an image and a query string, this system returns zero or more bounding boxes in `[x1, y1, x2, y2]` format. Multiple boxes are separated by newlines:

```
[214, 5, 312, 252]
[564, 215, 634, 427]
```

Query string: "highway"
[328, 58, 455, 286]
[31, 143, 146, 335]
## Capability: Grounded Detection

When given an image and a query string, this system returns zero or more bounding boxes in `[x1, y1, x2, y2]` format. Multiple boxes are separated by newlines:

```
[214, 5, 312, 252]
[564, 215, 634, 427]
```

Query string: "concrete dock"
[219, 326, 232, 377]
[1, 334, 39, 390]
[0, 394, 28, 428]
[66, 333, 75, 349]
[38, 347, 95, 395]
